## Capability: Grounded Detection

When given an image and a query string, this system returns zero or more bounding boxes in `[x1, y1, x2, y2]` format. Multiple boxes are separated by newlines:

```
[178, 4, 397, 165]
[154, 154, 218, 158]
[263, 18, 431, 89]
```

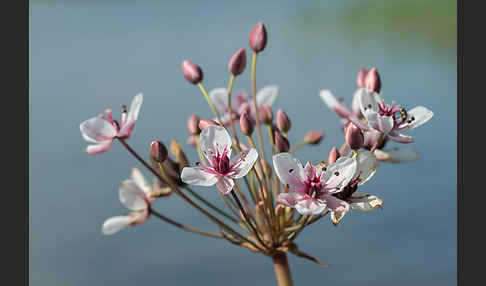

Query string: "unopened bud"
[186, 135, 197, 147]
[304, 131, 324, 145]
[345, 122, 364, 150]
[260, 104, 273, 124]
[181, 60, 203, 84]
[274, 131, 290, 153]
[276, 109, 291, 133]
[356, 68, 368, 88]
[239, 111, 254, 135]
[150, 140, 168, 163]
[198, 119, 218, 130]
[249, 22, 267, 53]
[327, 146, 341, 165]
[228, 48, 247, 76]
[364, 67, 381, 93]
[187, 114, 201, 135]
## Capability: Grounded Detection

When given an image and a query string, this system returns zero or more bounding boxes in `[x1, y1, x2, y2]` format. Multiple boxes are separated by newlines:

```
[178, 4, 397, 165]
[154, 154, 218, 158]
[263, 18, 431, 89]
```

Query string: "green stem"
[272, 252, 294, 286]
[288, 141, 307, 154]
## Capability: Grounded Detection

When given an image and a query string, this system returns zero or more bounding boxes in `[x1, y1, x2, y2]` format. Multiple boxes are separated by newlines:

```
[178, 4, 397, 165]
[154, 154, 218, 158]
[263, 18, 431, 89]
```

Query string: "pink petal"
[180, 167, 218, 186]
[209, 88, 230, 114]
[199, 125, 233, 160]
[215, 176, 234, 195]
[321, 157, 357, 191]
[319, 89, 352, 118]
[86, 140, 113, 154]
[388, 131, 414, 143]
[101, 215, 137, 235]
[272, 153, 307, 192]
[118, 93, 143, 137]
[80, 117, 117, 143]
[256, 85, 279, 107]
[119, 180, 149, 211]
[322, 195, 350, 212]
[229, 148, 258, 179]
[295, 198, 327, 215]
[276, 193, 305, 208]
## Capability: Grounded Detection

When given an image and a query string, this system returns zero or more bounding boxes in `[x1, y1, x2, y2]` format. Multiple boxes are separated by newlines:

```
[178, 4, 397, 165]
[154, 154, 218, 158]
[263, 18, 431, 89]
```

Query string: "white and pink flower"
[319, 90, 370, 131]
[209, 85, 278, 125]
[274, 153, 357, 215]
[101, 168, 156, 235]
[80, 93, 143, 154]
[180, 125, 258, 194]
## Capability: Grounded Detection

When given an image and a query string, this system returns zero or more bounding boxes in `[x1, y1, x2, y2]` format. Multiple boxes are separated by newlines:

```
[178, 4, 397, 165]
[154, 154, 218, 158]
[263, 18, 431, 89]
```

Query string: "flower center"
[211, 147, 231, 175]
[306, 173, 323, 199]
[377, 99, 400, 117]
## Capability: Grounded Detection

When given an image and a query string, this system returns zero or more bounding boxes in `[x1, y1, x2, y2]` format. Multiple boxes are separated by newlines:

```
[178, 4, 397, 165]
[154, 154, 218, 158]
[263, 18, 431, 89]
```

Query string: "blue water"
[30, 0, 456, 285]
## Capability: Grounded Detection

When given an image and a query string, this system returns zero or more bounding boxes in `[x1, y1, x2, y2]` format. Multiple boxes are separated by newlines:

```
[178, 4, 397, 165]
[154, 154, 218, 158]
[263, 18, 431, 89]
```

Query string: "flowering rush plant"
[80, 22, 433, 286]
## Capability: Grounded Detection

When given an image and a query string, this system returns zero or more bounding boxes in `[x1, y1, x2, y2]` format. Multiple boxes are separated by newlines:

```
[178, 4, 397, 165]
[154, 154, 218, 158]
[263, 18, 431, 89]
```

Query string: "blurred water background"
[29, 0, 456, 285]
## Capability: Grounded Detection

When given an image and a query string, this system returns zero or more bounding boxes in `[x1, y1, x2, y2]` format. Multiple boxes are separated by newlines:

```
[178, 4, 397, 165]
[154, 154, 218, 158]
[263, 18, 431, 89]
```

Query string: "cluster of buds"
[79, 21, 433, 286]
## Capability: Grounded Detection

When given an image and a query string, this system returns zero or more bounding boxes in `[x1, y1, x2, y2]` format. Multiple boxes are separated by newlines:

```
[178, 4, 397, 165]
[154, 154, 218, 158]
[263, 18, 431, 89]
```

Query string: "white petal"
[349, 193, 383, 211]
[322, 195, 350, 212]
[399, 106, 434, 131]
[256, 85, 279, 107]
[209, 87, 229, 113]
[131, 168, 151, 195]
[276, 193, 305, 208]
[229, 148, 258, 179]
[319, 89, 351, 118]
[356, 150, 378, 185]
[321, 157, 357, 191]
[365, 110, 394, 135]
[199, 125, 233, 160]
[351, 89, 363, 115]
[272, 153, 306, 192]
[119, 180, 149, 211]
[388, 131, 414, 143]
[80, 117, 117, 143]
[379, 147, 419, 163]
[295, 199, 327, 215]
[215, 176, 234, 195]
[101, 215, 136, 235]
[118, 93, 143, 136]
[180, 167, 218, 186]
[86, 140, 113, 154]
[359, 89, 381, 115]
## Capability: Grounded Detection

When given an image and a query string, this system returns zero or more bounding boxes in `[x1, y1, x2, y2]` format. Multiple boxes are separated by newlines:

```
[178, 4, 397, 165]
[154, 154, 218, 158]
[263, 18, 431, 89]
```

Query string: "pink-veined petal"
[256, 85, 279, 107]
[86, 140, 113, 154]
[180, 167, 218, 186]
[276, 193, 305, 208]
[321, 157, 357, 191]
[303, 162, 315, 179]
[130, 168, 151, 196]
[229, 148, 258, 179]
[118, 93, 143, 137]
[359, 89, 381, 115]
[349, 192, 383, 211]
[295, 198, 327, 215]
[199, 125, 233, 160]
[80, 117, 117, 143]
[322, 195, 350, 212]
[272, 153, 307, 192]
[319, 89, 351, 118]
[101, 215, 137, 235]
[356, 150, 378, 185]
[397, 106, 434, 131]
[388, 131, 414, 143]
[119, 180, 149, 211]
[365, 110, 394, 135]
[378, 147, 419, 163]
[215, 176, 234, 195]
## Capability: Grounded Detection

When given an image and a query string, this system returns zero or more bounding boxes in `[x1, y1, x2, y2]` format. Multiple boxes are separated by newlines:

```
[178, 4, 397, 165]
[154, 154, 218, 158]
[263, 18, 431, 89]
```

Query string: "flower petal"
[321, 157, 357, 191]
[303, 162, 315, 179]
[229, 148, 258, 179]
[398, 106, 434, 131]
[276, 193, 305, 208]
[131, 168, 151, 195]
[358, 89, 381, 115]
[80, 117, 117, 143]
[323, 195, 350, 212]
[119, 180, 149, 211]
[180, 167, 218, 186]
[356, 150, 378, 185]
[365, 110, 394, 135]
[101, 215, 136, 235]
[86, 140, 113, 154]
[388, 131, 414, 143]
[199, 125, 233, 160]
[351, 88, 363, 116]
[256, 85, 279, 107]
[118, 93, 143, 137]
[349, 193, 383, 211]
[377, 147, 419, 163]
[209, 87, 229, 113]
[215, 176, 234, 195]
[272, 153, 307, 192]
[295, 198, 327, 215]
[319, 89, 351, 118]
[330, 210, 347, 226]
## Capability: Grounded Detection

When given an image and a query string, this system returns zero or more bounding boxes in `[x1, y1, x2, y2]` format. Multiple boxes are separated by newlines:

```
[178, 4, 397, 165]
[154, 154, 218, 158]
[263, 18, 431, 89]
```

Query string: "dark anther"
[122, 104, 127, 113]
[334, 171, 340, 176]
[289, 168, 294, 173]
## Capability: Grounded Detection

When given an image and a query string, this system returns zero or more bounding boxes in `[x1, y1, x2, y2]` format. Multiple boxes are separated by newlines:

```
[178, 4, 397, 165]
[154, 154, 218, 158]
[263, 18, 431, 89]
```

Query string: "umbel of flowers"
[80, 22, 433, 286]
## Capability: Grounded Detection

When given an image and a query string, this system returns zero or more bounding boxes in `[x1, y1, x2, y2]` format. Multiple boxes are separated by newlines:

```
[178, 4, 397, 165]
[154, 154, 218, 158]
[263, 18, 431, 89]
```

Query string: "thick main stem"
[272, 252, 294, 286]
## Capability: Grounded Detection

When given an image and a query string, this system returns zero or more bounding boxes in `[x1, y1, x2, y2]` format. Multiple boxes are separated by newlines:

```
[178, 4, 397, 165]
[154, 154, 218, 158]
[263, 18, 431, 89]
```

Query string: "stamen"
[334, 171, 340, 176]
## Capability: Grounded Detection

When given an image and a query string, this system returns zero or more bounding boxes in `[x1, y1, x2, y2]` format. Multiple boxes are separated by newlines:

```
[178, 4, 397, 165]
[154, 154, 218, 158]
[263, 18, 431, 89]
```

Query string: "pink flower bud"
[187, 114, 201, 135]
[249, 22, 267, 53]
[304, 131, 324, 145]
[239, 111, 254, 135]
[181, 60, 203, 84]
[228, 48, 247, 76]
[364, 67, 381, 93]
[276, 109, 291, 133]
[186, 135, 197, 147]
[356, 68, 368, 88]
[150, 140, 168, 163]
[345, 122, 364, 150]
[260, 104, 273, 124]
[274, 130, 290, 153]
[198, 119, 218, 130]
[327, 146, 340, 165]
